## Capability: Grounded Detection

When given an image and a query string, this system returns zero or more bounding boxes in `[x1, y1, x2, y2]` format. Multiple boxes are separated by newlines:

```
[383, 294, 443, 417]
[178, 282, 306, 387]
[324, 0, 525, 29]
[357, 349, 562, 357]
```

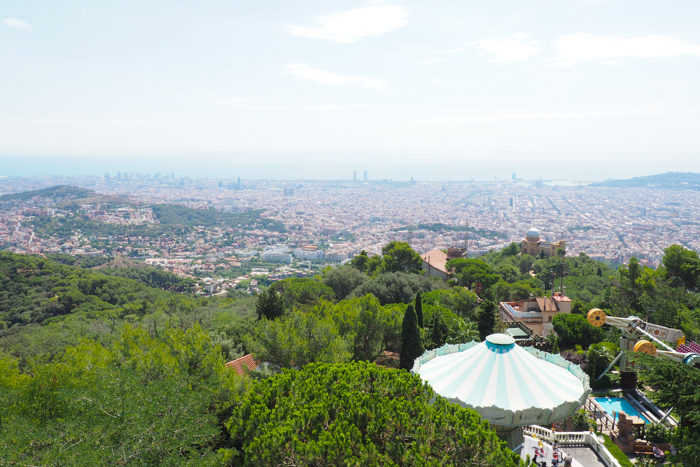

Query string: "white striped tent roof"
[412, 334, 591, 426]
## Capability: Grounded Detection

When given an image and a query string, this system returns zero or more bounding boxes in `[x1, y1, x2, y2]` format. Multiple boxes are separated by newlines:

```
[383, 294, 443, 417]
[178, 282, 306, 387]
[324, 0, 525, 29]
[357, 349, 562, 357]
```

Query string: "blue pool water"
[594, 397, 649, 423]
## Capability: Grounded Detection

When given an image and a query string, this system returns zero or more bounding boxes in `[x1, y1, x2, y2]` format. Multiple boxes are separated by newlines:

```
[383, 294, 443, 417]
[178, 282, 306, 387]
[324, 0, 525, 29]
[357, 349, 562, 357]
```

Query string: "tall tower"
[363, 170, 367, 182]
[353, 170, 357, 182]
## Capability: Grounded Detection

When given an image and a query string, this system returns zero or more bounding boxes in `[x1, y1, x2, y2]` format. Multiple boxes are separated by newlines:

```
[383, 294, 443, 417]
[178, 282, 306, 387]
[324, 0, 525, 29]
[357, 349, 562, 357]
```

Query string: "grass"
[602, 434, 634, 467]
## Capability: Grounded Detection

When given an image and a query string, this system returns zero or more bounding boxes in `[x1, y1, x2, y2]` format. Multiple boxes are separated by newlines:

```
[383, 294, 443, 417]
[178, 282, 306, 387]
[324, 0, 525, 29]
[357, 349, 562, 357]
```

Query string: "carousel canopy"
[413, 334, 591, 426]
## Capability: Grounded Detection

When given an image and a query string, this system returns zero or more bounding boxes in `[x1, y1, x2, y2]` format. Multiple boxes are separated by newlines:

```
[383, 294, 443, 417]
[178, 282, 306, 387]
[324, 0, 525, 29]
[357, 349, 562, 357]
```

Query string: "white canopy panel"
[413, 334, 591, 426]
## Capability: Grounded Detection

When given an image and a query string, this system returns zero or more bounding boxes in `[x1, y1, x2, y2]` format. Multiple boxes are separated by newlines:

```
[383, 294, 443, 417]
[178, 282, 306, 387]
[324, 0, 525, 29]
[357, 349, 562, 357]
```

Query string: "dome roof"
[412, 335, 590, 426]
[526, 227, 541, 239]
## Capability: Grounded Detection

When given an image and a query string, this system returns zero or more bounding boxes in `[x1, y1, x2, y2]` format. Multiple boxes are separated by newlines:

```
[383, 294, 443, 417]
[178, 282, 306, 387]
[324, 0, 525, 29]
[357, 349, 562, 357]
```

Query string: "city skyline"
[2, 1, 700, 180]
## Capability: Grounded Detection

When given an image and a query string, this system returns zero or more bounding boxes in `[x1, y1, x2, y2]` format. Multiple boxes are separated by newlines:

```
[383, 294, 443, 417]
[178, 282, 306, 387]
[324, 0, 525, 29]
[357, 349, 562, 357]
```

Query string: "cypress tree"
[476, 299, 497, 340]
[429, 310, 449, 349]
[414, 292, 424, 328]
[400, 304, 424, 370]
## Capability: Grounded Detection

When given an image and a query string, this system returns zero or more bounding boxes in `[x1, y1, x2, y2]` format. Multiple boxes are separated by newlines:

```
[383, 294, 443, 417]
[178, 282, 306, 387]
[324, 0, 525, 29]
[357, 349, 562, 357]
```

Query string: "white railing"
[523, 426, 623, 467]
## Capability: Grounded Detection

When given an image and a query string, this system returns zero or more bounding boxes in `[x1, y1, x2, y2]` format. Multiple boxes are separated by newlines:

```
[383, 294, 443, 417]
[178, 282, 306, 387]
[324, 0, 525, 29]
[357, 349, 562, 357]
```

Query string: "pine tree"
[256, 288, 285, 320]
[414, 292, 424, 328]
[400, 304, 424, 370]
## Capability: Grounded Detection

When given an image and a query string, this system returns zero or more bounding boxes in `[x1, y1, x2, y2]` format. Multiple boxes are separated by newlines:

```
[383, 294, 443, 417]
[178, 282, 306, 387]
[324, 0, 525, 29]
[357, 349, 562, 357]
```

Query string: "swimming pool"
[594, 397, 649, 423]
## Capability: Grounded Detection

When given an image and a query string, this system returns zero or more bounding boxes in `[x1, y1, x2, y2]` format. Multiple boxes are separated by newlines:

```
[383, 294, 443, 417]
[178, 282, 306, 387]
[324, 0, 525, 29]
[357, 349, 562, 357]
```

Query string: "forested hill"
[0, 185, 96, 202]
[1, 185, 285, 231]
[151, 204, 285, 231]
[391, 222, 507, 239]
[0, 251, 193, 331]
[591, 172, 700, 190]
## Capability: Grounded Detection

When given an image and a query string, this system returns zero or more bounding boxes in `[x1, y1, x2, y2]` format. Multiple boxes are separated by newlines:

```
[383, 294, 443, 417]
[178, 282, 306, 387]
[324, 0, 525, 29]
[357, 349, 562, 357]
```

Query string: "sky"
[2, 0, 700, 181]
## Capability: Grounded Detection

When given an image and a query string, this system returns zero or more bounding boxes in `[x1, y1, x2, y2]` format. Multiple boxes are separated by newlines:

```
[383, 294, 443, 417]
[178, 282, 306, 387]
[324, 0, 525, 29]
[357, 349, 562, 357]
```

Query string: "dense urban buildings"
[2, 174, 700, 284]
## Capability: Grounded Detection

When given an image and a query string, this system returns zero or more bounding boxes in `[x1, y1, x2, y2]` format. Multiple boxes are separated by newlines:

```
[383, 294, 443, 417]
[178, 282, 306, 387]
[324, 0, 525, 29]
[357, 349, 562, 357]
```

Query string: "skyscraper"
[353, 170, 357, 182]
[363, 170, 367, 182]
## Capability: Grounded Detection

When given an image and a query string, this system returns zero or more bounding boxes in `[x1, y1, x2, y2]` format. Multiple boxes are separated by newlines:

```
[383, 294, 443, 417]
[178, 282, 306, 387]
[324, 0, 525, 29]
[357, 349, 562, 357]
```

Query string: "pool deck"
[521, 436, 607, 467]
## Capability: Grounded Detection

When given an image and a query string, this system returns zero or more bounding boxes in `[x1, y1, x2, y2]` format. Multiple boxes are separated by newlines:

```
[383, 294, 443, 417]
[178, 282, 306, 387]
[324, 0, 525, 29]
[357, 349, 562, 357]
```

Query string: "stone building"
[520, 227, 565, 258]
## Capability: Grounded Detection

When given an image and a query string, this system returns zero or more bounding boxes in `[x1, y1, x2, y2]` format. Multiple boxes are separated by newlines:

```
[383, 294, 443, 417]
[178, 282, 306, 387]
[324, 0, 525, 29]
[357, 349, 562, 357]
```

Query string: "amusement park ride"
[587, 308, 700, 389]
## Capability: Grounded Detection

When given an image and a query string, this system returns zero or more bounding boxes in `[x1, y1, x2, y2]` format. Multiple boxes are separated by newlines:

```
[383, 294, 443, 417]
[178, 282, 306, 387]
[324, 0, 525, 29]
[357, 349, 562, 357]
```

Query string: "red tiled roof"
[225, 354, 259, 376]
[421, 249, 449, 274]
[536, 297, 559, 312]
[551, 293, 572, 302]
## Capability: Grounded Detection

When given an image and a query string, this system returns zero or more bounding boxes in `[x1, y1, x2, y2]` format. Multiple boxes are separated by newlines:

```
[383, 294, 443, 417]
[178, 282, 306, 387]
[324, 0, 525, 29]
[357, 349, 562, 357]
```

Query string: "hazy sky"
[2, 0, 700, 180]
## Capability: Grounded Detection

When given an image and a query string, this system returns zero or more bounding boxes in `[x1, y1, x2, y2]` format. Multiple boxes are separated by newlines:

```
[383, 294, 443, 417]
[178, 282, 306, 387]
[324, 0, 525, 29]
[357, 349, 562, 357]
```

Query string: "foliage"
[560, 351, 588, 374]
[423, 304, 479, 348]
[209, 314, 257, 361]
[0, 185, 95, 202]
[323, 265, 369, 300]
[645, 423, 671, 443]
[152, 204, 285, 231]
[245, 310, 352, 369]
[415, 292, 424, 328]
[272, 277, 335, 311]
[400, 304, 423, 370]
[350, 271, 438, 305]
[586, 344, 615, 380]
[602, 434, 635, 467]
[571, 409, 596, 431]
[428, 309, 449, 349]
[662, 244, 700, 292]
[351, 242, 423, 277]
[350, 249, 370, 273]
[551, 313, 605, 349]
[421, 287, 479, 320]
[446, 258, 500, 290]
[0, 325, 246, 465]
[637, 355, 700, 466]
[475, 299, 498, 340]
[380, 241, 424, 274]
[0, 251, 205, 341]
[320, 295, 404, 361]
[255, 287, 285, 320]
[225, 361, 525, 466]
[31, 213, 190, 239]
[392, 223, 506, 239]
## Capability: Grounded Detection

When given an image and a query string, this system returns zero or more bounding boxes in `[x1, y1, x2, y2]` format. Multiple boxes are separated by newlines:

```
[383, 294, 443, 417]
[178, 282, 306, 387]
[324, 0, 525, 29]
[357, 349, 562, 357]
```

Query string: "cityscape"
[2, 172, 699, 291]
[3, 0, 700, 464]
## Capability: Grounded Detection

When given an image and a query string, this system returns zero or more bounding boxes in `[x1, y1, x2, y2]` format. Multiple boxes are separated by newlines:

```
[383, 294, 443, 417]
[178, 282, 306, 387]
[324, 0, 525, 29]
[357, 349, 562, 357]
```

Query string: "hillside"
[0, 185, 96, 202]
[591, 172, 700, 190]
[152, 203, 285, 231]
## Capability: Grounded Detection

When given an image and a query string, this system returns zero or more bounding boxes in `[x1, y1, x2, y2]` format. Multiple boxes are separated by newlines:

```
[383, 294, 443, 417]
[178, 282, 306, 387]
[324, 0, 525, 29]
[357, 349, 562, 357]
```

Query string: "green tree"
[246, 310, 352, 369]
[350, 249, 369, 273]
[616, 257, 645, 315]
[0, 326, 243, 465]
[428, 310, 449, 349]
[415, 292, 424, 328]
[321, 295, 403, 362]
[637, 355, 700, 466]
[662, 244, 700, 291]
[422, 288, 479, 320]
[272, 278, 335, 311]
[380, 241, 423, 274]
[255, 287, 285, 320]
[476, 299, 497, 340]
[350, 271, 436, 305]
[323, 266, 370, 300]
[225, 361, 525, 466]
[551, 313, 605, 349]
[446, 258, 500, 290]
[400, 304, 424, 370]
